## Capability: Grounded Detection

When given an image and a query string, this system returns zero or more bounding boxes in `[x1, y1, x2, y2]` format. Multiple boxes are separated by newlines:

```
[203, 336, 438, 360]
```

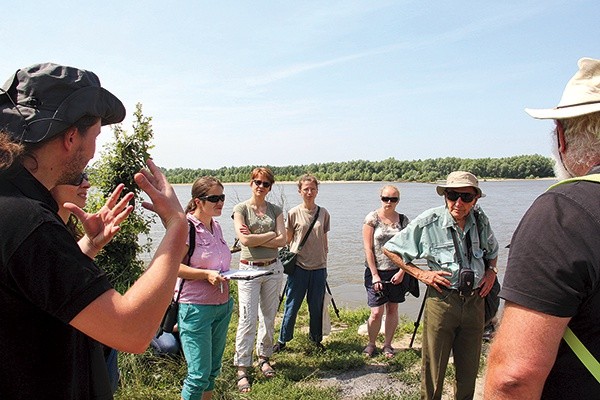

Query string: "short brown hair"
[251, 167, 275, 184]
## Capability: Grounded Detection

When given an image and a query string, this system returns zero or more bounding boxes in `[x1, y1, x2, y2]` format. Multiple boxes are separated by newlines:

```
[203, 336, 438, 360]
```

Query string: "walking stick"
[325, 281, 341, 319]
[278, 280, 288, 312]
[410, 294, 427, 348]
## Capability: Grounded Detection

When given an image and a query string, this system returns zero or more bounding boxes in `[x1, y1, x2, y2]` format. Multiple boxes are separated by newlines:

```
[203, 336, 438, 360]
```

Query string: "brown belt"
[240, 259, 277, 267]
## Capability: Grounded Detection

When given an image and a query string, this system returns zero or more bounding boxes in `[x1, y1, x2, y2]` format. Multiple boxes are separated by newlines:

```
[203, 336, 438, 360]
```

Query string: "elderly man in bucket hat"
[384, 171, 499, 400]
[0, 63, 187, 399]
[485, 58, 600, 399]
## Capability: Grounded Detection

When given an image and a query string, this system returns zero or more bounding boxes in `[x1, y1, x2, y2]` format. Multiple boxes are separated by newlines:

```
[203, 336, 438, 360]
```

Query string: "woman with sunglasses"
[362, 185, 410, 358]
[50, 172, 133, 394]
[232, 167, 286, 393]
[175, 176, 233, 400]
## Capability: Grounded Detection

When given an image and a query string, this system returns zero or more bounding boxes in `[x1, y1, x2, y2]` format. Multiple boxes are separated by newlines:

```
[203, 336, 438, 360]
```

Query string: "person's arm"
[484, 301, 570, 399]
[383, 248, 451, 292]
[69, 159, 188, 354]
[178, 264, 226, 285]
[362, 223, 382, 291]
[259, 213, 287, 248]
[478, 256, 498, 297]
[68, 184, 135, 259]
[233, 211, 277, 247]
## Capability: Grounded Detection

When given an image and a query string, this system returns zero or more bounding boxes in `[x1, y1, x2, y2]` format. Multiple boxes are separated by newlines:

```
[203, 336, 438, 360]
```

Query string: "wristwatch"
[488, 265, 498, 274]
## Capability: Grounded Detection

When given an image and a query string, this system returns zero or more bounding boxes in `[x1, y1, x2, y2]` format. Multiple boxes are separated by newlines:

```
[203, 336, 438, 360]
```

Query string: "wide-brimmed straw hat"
[0, 62, 125, 143]
[526, 57, 600, 120]
[436, 171, 484, 197]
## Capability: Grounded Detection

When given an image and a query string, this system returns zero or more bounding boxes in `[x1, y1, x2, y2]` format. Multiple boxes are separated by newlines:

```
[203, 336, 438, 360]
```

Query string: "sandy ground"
[314, 322, 487, 399]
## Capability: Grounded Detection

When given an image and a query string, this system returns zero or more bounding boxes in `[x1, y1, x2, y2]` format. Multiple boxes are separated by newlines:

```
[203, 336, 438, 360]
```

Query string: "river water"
[147, 179, 554, 319]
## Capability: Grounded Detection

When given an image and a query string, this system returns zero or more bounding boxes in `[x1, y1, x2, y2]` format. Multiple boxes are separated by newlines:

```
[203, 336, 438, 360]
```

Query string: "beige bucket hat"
[436, 171, 484, 197]
[525, 57, 600, 120]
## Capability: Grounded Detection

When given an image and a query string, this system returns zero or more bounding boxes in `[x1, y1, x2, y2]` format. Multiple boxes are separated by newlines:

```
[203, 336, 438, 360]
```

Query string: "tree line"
[163, 154, 554, 184]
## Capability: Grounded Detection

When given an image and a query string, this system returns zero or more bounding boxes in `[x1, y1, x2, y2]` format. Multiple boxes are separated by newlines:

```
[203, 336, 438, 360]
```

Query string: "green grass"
[114, 284, 486, 400]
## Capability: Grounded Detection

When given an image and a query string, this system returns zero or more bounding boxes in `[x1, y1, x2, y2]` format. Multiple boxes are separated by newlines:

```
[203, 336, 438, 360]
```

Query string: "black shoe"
[273, 341, 286, 353]
[313, 341, 325, 352]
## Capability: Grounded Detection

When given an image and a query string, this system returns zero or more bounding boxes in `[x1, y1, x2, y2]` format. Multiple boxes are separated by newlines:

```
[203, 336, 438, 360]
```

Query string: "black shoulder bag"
[279, 206, 320, 275]
[158, 220, 195, 336]
[473, 210, 501, 324]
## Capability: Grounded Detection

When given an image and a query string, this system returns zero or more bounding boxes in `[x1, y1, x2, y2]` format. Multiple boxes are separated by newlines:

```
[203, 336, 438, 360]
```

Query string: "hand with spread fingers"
[66, 183, 134, 258]
[418, 269, 452, 292]
[135, 159, 186, 229]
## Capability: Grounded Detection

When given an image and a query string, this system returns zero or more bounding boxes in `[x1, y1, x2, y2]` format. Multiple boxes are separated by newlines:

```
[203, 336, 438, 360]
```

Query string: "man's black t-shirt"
[502, 169, 600, 398]
[0, 166, 113, 399]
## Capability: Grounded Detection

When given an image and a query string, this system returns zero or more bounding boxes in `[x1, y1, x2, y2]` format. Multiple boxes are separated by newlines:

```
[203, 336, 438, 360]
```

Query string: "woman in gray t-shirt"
[362, 185, 409, 358]
[232, 167, 286, 393]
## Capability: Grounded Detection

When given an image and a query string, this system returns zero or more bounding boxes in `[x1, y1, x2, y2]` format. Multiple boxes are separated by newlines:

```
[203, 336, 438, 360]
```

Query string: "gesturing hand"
[65, 184, 134, 257]
[134, 159, 185, 229]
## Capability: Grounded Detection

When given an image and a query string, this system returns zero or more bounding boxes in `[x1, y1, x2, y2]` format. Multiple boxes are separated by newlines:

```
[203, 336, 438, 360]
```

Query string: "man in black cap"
[0, 63, 188, 399]
[485, 58, 600, 399]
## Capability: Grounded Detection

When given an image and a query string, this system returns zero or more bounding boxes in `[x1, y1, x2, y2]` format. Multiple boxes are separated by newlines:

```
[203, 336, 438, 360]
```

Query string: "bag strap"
[564, 327, 600, 382]
[473, 208, 489, 269]
[174, 220, 196, 302]
[297, 206, 320, 252]
[548, 174, 600, 382]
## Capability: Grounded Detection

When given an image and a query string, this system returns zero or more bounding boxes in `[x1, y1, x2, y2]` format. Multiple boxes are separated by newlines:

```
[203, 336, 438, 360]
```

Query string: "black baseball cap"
[0, 62, 126, 143]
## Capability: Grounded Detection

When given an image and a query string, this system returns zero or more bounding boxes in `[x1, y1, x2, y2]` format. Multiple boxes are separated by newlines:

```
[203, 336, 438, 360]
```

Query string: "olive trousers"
[420, 287, 484, 400]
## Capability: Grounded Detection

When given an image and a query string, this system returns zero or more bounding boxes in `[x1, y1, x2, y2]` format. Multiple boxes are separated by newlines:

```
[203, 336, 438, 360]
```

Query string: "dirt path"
[316, 327, 487, 399]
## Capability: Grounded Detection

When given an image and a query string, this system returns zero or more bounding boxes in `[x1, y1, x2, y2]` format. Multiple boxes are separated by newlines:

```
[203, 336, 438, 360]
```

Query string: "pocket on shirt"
[430, 243, 455, 266]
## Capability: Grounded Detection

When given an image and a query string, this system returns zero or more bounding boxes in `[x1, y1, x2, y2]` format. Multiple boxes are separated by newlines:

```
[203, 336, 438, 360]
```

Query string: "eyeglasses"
[70, 172, 89, 186]
[253, 180, 272, 188]
[445, 190, 476, 203]
[199, 194, 226, 203]
[381, 196, 399, 203]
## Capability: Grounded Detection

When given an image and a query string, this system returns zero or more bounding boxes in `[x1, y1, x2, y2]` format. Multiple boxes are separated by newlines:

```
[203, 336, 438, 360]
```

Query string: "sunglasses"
[199, 194, 226, 203]
[445, 190, 476, 203]
[70, 172, 89, 186]
[253, 179, 272, 188]
[381, 196, 399, 203]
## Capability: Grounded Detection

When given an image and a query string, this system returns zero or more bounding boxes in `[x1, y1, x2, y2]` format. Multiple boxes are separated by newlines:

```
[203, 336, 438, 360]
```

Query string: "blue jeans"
[279, 267, 327, 343]
[178, 299, 233, 399]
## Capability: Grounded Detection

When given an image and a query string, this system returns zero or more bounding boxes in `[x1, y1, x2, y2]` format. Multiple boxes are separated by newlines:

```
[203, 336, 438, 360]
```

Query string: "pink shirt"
[176, 214, 232, 305]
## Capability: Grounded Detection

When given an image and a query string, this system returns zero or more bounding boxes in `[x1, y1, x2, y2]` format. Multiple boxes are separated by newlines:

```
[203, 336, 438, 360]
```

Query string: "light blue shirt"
[383, 205, 499, 289]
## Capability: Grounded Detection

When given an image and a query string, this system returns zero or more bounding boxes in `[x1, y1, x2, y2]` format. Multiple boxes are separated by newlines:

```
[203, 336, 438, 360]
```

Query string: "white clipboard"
[221, 269, 273, 280]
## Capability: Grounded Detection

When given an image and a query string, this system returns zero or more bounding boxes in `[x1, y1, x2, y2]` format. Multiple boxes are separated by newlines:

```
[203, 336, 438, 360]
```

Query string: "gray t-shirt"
[364, 210, 409, 271]
[233, 200, 283, 260]
[286, 205, 330, 270]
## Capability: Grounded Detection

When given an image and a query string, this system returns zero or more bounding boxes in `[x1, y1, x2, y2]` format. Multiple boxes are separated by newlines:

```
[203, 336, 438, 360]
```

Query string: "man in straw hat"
[0, 63, 187, 399]
[485, 58, 600, 399]
[384, 171, 499, 400]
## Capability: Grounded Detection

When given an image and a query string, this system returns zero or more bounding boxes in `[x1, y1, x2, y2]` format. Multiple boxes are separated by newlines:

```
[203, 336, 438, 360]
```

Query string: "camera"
[458, 269, 475, 296]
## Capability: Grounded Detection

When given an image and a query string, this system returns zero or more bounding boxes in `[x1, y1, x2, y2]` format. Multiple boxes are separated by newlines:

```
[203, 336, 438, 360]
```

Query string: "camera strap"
[450, 227, 473, 270]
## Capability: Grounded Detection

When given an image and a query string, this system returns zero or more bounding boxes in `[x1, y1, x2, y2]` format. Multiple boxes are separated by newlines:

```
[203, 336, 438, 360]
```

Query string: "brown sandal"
[237, 374, 251, 393]
[382, 345, 395, 358]
[362, 343, 377, 357]
[258, 357, 276, 378]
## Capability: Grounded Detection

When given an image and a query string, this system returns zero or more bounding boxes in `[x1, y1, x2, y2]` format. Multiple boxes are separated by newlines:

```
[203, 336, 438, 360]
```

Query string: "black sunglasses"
[445, 190, 476, 203]
[199, 194, 226, 203]
[381, 196, 399, 203]
[253, 179, 272, 188]
[70, 172, 89, 186]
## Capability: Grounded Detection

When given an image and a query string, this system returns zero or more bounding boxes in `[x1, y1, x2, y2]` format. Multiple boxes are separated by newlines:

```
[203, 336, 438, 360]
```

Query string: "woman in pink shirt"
[176, 176, 233, 400]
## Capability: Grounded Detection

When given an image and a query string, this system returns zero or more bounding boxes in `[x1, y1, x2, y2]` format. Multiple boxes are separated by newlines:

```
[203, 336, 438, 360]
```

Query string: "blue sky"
[2, 1, 598, 169]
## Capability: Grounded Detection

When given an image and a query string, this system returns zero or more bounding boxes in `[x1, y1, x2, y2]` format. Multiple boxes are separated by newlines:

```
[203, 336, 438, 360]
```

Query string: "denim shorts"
[364, 267, 408, 307]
